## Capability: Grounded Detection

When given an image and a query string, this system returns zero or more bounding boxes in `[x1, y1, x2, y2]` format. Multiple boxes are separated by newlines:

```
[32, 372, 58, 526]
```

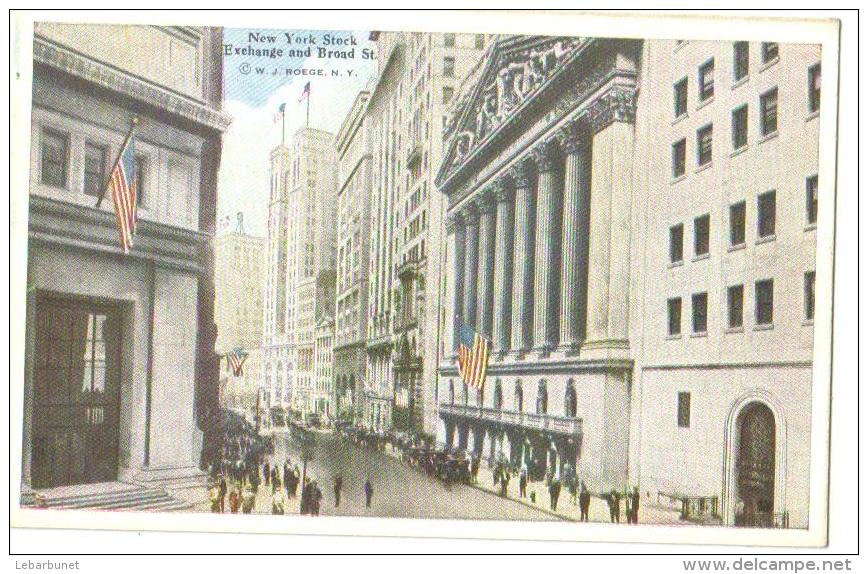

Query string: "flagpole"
[281, 112, 285, 146]
[306, 92, 310, 128]
[96, 117, 138, 209]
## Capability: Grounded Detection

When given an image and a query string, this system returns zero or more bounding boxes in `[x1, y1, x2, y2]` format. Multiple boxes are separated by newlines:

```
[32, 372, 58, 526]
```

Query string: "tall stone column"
[582, 86, 636, 361]
[462, 204, 479, 331]
[557, 121, 591, 356]
[532, 140, 560, 357]
[492, 179, 515, 356]
[476, 190, 496, 338]
[447, 213, 465, 354]
[509, 161, 535, 358]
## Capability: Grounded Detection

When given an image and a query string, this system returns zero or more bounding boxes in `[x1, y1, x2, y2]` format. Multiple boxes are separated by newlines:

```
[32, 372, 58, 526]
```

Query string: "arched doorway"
[735, 402, 776, 527]
[723, 393, 787, 528]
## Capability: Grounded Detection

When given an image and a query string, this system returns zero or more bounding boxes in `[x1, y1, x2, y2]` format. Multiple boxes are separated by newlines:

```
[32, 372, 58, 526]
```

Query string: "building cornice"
[33, 36, 231, 134]
[439, 356, 634, 377]
[28, 194, 208, 275]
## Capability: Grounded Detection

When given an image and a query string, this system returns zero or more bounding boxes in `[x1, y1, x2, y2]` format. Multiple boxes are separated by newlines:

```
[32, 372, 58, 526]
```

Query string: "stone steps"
[29, 483, 193, 513]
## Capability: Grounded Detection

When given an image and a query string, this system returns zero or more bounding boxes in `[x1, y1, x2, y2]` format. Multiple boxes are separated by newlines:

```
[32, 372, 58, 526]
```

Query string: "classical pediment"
[437, 35, 588, 191]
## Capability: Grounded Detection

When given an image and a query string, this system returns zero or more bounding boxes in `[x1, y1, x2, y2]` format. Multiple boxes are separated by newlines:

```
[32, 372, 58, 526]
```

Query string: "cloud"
[217, 30, 377, 237]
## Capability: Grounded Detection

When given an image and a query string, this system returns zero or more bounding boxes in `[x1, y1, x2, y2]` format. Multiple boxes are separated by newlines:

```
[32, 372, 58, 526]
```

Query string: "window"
[758, 190, 776, 239]
[692, 292, 708, 334]
[697, 124, 713, 166]
[668, 297, 682, 336]
[730, 201, 746, 246]
[669, 223, 684, 264]
[694, 214, 710, 257]
[762, 42, 779, 64]
[565, 383, 577, 417]
[442, 86, 454, 104]
[727, 284, 744, 329]
[443, 56, 455, 78]
[133, 155, 146, 206]
[40, 128, 68, 188]
[444, 33, 455, 47]
[760, 88, 778, 136]
[672, 138, 686, 178]
[806, 175, 818, 225]
[733, 41, 749, 81]
[732, 104, 748, 150]
[805, 271, 816, 321]
[755, 279, 774, 326]
[677, 392, 691, 428]
[535, 381, 548, 415]
[699, 59, 715, 101]
[809, 63, 821, 113]
[83, 142, 107, 197]
[475, 34, 485, 49]
[674, 77, 688, 118]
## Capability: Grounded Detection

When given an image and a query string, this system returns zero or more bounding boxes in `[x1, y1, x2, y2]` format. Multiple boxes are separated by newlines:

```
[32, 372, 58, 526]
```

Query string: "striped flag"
[107, 132, 138, 253]
[273, 102, 286, 123]
[298, 81, 311, 102]
[226, 348, 248, 377]
[457, 323, 491, 391]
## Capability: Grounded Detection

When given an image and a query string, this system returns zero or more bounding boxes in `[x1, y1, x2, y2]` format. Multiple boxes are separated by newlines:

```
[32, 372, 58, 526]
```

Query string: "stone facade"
[436, 36, 819, 529]
[23, 23, 229, 492]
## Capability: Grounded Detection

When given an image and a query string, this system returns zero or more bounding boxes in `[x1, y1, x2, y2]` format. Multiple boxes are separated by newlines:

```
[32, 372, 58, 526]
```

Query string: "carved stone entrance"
[735, 402, 776, 527]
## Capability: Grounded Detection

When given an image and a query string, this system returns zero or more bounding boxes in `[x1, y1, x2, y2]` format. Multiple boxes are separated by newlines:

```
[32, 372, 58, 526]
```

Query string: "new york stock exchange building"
[436, 35, 819, 528]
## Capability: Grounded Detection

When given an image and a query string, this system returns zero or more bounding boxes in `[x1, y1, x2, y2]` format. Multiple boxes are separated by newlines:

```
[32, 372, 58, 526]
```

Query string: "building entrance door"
[735, 402, 776, 527]
[31, 297, 122, 489]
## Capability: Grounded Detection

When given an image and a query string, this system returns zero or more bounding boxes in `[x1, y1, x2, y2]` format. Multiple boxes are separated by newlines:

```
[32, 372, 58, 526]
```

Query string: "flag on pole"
[226, 348, 249, 377]
[298, 81, 311, 102]
[457, 323, 491, 391]
[107, 132, 138, 254]
[273, 102, 286, 123]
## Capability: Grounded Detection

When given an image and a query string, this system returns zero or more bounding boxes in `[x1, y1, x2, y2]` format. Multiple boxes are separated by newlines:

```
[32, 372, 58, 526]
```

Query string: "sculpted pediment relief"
[439, 36, 586, 188]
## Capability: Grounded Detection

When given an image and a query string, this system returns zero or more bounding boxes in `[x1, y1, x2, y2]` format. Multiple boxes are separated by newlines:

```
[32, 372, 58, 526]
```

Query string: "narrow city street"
[269, 430, 555, 521]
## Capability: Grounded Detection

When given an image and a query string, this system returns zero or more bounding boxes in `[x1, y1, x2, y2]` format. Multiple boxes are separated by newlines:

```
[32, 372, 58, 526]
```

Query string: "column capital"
[462, 202, 479, 224]
[494, 178, 514, 204]
[530, 139, 560, 173]
[476, 188, 497, 214]
[509, 158, 535, 189]
[585, 85, 637, 134]
[558, 119, 590, 155]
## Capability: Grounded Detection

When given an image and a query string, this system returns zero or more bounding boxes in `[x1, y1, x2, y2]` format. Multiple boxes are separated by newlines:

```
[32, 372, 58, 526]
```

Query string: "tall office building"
[437, 35, 819, 528]
[214, 213, 264, 416]
[334, 91, 372, 422]
[362, 31, 489, 435]
[262, 128, 337, 420]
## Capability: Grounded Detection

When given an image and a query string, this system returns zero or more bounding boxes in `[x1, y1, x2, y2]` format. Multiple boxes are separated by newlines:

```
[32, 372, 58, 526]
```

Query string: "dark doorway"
[735, 402, 776, 527]
[31, 297, 122, 488]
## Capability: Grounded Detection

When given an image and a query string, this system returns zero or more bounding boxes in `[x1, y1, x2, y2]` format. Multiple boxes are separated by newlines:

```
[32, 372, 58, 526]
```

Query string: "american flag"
[227, 349, 248, 377]
[108, 133, 138, 253]
[457, 323, 491, 390]
[298, 81, 311, 102]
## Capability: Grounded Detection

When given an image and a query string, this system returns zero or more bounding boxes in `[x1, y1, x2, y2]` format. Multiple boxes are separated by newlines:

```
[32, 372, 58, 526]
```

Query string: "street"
[270, 430, 556, 521]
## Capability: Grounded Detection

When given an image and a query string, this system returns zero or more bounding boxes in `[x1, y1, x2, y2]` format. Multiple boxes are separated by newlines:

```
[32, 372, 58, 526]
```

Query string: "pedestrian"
[519, 466, 528, 498]
[229, 486, 241, 513]
[364, 478, 374, 509]
[271, 488, 286, 515]
[607, 489, 621, 524]
[549, 477, 562, 512]
[311, 481, 323, 516]
[630, 486, 640, 524]
[263, 460, 270, 487]
[499, 467, 510, 498]
[208, 482, 222, 514]
[218, 474, 227, 513]
[334, 475, 343, 507]
[241, 486, 256, 514]
[579, 481, 591, 522]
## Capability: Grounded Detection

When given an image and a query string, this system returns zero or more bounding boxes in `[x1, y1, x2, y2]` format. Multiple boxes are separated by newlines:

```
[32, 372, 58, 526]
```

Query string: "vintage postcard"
[9, 10, 841, 548]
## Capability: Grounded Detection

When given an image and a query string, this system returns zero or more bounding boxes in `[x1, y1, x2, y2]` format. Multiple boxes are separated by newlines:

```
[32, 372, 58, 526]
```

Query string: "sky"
[217, 28, 379, 237]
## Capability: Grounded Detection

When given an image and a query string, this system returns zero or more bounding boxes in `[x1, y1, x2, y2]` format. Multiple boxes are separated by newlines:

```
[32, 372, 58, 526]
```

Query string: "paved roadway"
[271, 430, 555, 521]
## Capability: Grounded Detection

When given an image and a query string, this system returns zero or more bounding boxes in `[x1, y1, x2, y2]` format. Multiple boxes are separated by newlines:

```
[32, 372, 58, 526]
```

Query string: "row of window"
[448, 378, 579, 418]
[672, 87, 784, 177]
[674, 42, 819, 117]
[443, 33, 486, 50]
[40, 127, 147, 204]
[668, 175, 818, 265]
[666, 272, 815, 337]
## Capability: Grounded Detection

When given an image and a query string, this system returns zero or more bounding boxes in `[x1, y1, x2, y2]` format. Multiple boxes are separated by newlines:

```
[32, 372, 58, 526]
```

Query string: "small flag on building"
[298, 81, 311, 102]
[457, 323, 491, 391]
[273, 102, 286, 123]
[226, 348, 248, 377]
[102, 124, 138, 253]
